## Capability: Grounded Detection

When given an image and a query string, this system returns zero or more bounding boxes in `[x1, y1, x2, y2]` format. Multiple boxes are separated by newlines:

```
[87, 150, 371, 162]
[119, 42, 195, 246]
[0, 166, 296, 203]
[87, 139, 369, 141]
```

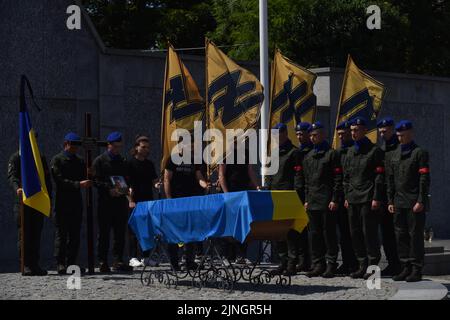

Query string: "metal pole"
[84, 113, 95, 274]
[19, 198, 25, 274]
[259, 0, 270, 187]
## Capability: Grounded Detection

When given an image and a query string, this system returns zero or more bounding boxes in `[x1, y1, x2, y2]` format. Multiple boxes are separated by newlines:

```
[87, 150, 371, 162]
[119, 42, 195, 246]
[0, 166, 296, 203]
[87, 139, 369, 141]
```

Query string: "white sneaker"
[129, 258, 143, 267]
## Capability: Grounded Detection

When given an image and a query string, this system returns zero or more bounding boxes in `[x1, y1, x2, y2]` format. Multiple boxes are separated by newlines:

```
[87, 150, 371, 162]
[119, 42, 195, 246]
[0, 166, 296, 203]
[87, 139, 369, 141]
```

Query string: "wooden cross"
[79, 113, 107, 274]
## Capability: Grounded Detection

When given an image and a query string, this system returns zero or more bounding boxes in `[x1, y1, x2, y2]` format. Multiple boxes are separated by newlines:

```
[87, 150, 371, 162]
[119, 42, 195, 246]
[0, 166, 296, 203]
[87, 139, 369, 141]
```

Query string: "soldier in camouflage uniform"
[7, 142, 52, 276]
[377, 117, 401, 277]
[334, 120, 358, 275]
[387, 120, 430, 282]
[303, 122, 342, 278]
[51, 133, 92, 274]
[343, 116, 384, 279]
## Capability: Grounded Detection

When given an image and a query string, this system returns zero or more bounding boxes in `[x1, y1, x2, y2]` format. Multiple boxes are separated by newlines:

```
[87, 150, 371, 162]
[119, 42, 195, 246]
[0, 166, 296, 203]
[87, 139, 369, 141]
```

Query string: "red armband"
[333, 167, 343, 174]
[375, 166, 385, 174]
[294, 165, 303, 172]
[418, 167, 430, 174]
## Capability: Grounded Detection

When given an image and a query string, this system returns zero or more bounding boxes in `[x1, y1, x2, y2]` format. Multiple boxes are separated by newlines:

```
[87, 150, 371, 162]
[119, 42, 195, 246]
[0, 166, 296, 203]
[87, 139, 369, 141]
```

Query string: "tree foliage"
[83, 0, 450, 76]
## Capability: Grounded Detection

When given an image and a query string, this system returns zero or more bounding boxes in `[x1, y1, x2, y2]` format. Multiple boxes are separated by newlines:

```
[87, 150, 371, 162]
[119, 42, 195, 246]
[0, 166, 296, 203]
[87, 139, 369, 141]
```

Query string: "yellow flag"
[269, 49, 317, 146]
[160, 43, 204, 172]
[332, 55, 386, 148]
[206, 39, 264, 169]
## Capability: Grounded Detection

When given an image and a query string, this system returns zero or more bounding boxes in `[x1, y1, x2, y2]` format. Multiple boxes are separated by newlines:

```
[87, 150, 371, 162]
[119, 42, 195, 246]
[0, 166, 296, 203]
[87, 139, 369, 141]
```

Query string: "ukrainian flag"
[19, 75, 50, 216]
[333, 55, 386, 148]
[206, 39, 264, 169]
[269, 49, 317, 146]
[161, 43, 204, 171]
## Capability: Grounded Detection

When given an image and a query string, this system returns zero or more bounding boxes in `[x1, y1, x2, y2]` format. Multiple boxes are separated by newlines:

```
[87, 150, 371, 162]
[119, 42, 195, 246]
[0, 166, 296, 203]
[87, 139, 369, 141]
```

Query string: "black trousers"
[97, 198, 128, 264]
[307, 209, 339, 265]
[168, 243, 195, 265]
[220, 239, 248, 261]
[337, 205, 358, 269]
[15, 204, 44, 268]
[276, 229, 303, 266]
[128, 226, 150, 259]
[54, 207, 82, 266]
[297, 228, 310, 268]
[393, 208, 425, 268]
[380, 204, 400, 266]
[348, 202, 381, 266]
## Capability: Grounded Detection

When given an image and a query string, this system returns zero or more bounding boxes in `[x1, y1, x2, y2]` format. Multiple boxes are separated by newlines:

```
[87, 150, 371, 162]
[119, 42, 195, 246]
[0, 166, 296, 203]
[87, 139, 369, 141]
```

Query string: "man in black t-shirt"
[164, 143, 209, 271]
[127, 136, 159, 267]
[218, 139, 260, 264]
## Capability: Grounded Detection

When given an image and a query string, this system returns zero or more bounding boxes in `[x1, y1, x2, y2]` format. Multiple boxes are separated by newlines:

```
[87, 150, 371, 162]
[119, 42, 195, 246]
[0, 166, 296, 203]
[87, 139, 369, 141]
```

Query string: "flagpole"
[332, 54, 351, 149]
[205, 38, 211, 185]
[19, 197, 25, 274]
[259, 0, 270, 187]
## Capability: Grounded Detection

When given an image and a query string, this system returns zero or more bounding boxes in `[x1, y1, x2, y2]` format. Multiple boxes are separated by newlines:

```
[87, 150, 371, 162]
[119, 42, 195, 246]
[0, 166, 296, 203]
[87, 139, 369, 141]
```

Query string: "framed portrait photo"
[109, 176, 128, 195]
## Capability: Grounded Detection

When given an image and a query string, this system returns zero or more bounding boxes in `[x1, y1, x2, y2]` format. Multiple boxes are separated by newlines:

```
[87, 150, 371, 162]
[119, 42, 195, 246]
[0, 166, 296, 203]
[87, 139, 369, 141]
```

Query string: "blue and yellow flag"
[206, 39, 264, 168]
[19, 75, 50, 216]
[269, 49, 317, 146]
[161, 43, 204, 172]
[333, 55, 386, 148]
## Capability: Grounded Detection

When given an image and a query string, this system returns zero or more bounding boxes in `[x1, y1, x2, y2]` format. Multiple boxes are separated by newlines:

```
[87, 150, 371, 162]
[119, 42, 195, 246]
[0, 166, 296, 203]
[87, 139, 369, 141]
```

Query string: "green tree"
[209, 0, 449, 76]
[82, 0, 216, 50]
[83, 0, 449, 76]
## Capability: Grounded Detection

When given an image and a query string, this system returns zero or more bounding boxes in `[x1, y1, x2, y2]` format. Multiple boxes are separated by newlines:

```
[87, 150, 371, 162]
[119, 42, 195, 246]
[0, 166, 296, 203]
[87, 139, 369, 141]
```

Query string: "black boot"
[30, 266, 48, 276]
[22, 266, 33, 276]
[185, 261, 199, 271]
[322, 263, 338, 278]
[283, 261, 297, 276]
[335, 264, 354, 276]
[381, 264, 401, 277]
[405, 266, 422, 282]
[296, 258, 308, 272]
[57, 264, 67, 275]
[99, 262, 111, 273]
[392, 265, 411, 281]
[350, 263, 367, 279]
[306, 263, 326, 278]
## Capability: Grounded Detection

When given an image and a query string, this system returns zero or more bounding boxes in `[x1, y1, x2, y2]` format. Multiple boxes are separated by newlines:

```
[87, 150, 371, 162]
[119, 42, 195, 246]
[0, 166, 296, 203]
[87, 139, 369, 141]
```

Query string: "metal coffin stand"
[140, 219, 296, 291]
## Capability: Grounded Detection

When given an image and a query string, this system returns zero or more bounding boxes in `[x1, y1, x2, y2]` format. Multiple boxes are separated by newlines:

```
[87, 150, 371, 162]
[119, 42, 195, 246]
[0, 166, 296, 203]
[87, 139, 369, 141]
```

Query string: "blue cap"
[295, 122, 311, 132]
[336, 120, 351, 130]
[351, 116, 367, 126]
[395, 120, 413, 132]
[377, 117, 395, 128]
[273, 123, 287, 132]
[308, 121, 324, 132]
[107, 131, 122, 143]
[64, 132, 81, 142]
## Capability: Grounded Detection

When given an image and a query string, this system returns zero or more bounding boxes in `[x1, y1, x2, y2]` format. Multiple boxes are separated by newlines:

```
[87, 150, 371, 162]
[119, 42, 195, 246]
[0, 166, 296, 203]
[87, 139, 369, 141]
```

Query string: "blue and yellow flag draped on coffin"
[332, 55, 386, 148]
[161, 43, 204, 172]
[269, 49, 317, 146]
[206, 39, 264, 169]
[19, 75, 50, 216]
[129, 190, 308, 251]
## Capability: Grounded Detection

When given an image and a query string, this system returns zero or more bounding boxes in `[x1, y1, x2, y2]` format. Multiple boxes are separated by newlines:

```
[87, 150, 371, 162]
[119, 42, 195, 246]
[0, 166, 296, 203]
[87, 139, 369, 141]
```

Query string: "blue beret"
[273, 123, 287, 132]
[107, 131, 122, 143]
[351, 116, 367, 126]
[64, 132, 81, 142]
[309, 121, 324, 132]
[377, 117, 395, 128]
[295, 122, 311, 132]
[336, 120, 351, 130]
[395, 120, 413, 132]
